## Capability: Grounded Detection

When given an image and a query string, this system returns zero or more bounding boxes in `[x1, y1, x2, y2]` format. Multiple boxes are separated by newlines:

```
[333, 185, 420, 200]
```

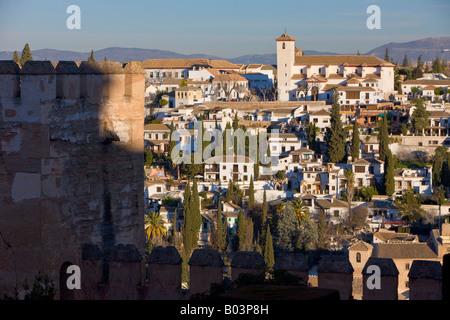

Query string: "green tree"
[144, 149, 153, 168]
[411, 66, 423, 79]
[432, 146, 448, 187]
[432, 56, 443, 74]
[274, 202, 299, 252]
[182, 181, 200, 258]
[316, 209, 329, 250]
[233, 113, 239, 131]
[350, 121, 360, 160]
[179, 79, 188, 87]
[384, 150, 395, 196]
[212, 200, 226, 254]
[402, 54, 409, 67]
[325, 89, 346, 163]
[384, 47, 390, 62]
[306, 122, 318, 152]
[360, 185, 378, 201]
[262, 190, 267, 226]
[344, 169, 355, 217]
[88, 49, 95, 62]
[401, 123, 408, 136]
[236, 211, 248, 251]
[434, 87, 445, 96]
[395, 190, 426, 224]
[410, 86, 420, 99]
[411, 99, 430, 135]
[20, 43, 33, 66]
[263, 225, 275, 269]
[292, 198, 310, 225]
[296, 218, 318, 252]
[144, 212, 167, 240]
[377, 112, 389, 162]
[248, 177, 255, 208]
[12, 51, 20, 65]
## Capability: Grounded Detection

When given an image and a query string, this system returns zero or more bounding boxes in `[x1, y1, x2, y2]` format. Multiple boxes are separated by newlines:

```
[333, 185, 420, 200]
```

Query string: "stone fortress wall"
[0, 60, 146, 299]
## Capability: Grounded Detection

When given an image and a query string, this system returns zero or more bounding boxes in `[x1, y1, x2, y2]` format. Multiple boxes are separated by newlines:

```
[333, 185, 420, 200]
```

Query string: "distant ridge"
[365, 37, 450, 63]
[1, 37, 448, 65]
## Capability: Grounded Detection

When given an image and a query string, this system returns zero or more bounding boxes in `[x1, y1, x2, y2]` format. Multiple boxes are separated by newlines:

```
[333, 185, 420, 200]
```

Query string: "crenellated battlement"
[0, 60, 145, 104]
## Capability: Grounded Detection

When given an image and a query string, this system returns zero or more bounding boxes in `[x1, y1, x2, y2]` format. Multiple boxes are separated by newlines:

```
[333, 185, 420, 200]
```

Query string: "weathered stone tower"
[0, 60, 146, 299]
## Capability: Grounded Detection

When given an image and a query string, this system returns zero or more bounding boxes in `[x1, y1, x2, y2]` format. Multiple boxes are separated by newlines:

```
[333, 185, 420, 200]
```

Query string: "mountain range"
[1, 37, 449, 66]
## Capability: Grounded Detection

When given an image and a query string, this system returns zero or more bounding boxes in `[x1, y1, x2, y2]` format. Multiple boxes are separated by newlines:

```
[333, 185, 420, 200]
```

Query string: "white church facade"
[275, 33, 395, 104]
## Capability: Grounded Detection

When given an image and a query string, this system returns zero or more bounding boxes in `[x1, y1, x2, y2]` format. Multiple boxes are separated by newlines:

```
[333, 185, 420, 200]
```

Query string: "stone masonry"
[0, 60, 146, 299]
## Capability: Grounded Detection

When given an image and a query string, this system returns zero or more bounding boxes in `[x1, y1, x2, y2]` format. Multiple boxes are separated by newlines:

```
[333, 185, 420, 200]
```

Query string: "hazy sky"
[0, 0, 449, 58]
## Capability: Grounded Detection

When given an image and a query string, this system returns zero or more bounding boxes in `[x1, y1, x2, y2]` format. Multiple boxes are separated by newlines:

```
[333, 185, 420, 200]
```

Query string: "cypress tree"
[88, 50, 95, 62]
[191, 179, 202, 248]
[432, 147, 449, 187]
[182, 181, 193, 254]
[20, 43, 33, 66]
[384, 150, 395, 196]
[411, 99, 430, 135]
[214, 199, 226, 253]
[236, 211, 247, 251]
[325, 89, 346, 163]
[168, 120, 176, 157]
[233, 113, 239, 131]
[350, 121, 360, 160]
[248, 177, 255, 208]
[263, 225, 274, 269]
[378, 112, 389, 162]
[402, 54, 409, 67]
[384, 47, 390, 62]
[262, 190, 267, 225]
[12, 51, 20, 65]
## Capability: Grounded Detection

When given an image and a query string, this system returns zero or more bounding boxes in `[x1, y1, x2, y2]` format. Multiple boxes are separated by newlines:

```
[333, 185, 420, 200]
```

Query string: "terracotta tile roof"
[295, 55, 394, 67]
[291, 147, 315, 154]
[327, 74, 344, 79]
[348, 241, 373, 252]
[364, 73, 381, 79]
[141, 59, 238, 69]
[346, 78, 362, 85]
[402, 79, 450, 86]
[428, 111, 450, 118]
[212, 73, 248, 82]
[275, 33, 296, 41]
[337, 86, 376, 92]
[375, 243, 437, 260]
[291, 74, 307, 80]
[422, 85, 436, 90]
[309, 109, 331, 116]
[144, 123, 170, 131]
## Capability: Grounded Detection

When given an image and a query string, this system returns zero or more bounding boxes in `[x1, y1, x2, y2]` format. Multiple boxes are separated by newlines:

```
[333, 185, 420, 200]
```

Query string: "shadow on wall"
[0, 59, 146, 300]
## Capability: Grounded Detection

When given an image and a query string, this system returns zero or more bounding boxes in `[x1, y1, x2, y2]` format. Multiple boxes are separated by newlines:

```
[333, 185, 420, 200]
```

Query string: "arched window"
[356, 252, 361, 263]
[282, 42, 285, 49]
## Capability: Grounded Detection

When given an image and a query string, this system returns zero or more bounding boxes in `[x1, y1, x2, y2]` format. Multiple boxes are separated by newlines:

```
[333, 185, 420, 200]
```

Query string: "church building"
[276, 33, 395, 104]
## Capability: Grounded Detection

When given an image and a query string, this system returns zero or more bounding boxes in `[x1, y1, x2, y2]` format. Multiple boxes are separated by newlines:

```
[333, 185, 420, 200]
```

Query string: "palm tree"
[292, 198, 310, 226]
[145, 212, 167, 240]
[344, 169, 355, 219]
[275, 202, 285, 215]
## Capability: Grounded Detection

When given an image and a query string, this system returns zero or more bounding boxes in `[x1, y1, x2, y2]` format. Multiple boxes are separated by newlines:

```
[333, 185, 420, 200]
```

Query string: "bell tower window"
[282, 42, 285, 49]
